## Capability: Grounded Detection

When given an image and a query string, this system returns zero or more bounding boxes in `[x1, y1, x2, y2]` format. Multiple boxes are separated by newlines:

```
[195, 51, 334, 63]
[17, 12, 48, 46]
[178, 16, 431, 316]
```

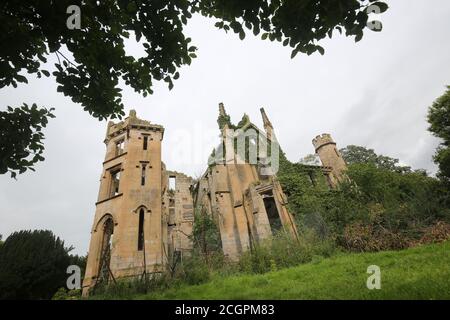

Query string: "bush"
[342, 222, 410, 252]
[238, 230, 336, 274]
[419, 221, 450, 245]
[0, 230, 72, 299]
[179, 254, 211, 285]
[52, 288, 81, 300]
[190, 207, 222, 257]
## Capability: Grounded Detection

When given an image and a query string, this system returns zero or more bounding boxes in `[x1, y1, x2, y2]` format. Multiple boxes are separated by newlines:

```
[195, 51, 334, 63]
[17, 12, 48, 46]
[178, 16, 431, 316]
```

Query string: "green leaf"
[230, 21, 241, 33]
[253, 25, 260, 36]
[16, 75, 28, 83]
[239, 30, 245, 40]
[41, 70, 50, 77]
[317, 46, 324, 55]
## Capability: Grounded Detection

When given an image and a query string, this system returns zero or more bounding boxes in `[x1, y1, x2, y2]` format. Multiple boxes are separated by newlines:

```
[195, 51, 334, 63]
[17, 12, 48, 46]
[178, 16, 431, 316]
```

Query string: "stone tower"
[312, 133, 347, 187]
[82, 110, 165, 295]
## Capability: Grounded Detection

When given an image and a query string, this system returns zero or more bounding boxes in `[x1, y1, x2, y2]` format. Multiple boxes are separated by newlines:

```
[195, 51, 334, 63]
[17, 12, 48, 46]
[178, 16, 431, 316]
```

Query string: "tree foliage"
[0, 230, 73, 300]
[202, 0, 388, 57]
[0, 104, 55, 178]
[0, 0, 387, 178]
[427, 86, 450, 182]
[339, 144, 413, 173]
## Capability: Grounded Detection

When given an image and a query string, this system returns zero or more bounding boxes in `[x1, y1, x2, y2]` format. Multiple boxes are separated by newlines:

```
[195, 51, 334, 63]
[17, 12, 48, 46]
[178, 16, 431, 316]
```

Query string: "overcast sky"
[1, 0, 449, 255]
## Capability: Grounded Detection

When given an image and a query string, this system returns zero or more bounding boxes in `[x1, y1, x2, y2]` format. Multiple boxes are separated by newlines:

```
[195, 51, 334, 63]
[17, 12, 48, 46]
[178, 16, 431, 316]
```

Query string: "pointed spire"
[219, 102, 226, 116]
[260, 107, 275, 141]
[260, 107, 273, 129]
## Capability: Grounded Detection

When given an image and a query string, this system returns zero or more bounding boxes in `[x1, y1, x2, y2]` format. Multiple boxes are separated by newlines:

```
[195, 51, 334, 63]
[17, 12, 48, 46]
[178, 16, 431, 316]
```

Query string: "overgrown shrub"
[52, 288, 81, 300]
[238, 230, 336, 274]
[190, 207, 222, 257]
[419, 221, 450, 245]
[178, 254, 211, 285]
[342, 222, 410, 252]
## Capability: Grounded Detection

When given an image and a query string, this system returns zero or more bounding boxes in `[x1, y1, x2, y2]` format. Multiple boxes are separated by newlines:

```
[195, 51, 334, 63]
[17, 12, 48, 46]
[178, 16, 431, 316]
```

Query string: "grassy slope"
[137, 241, 450, 300]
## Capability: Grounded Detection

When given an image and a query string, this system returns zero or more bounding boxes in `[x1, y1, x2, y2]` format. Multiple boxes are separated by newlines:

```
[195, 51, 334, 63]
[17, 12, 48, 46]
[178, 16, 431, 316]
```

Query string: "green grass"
[130, 241, 450, 300]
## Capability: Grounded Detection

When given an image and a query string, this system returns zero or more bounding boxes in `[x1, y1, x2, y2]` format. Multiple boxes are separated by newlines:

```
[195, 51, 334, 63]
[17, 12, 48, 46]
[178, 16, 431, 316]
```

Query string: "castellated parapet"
[312, 133, 348, 187]
[312, 133, 335, 151]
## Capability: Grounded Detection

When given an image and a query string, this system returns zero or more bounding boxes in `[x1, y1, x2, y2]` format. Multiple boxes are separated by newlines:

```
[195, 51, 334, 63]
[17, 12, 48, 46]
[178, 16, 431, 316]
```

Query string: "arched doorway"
[96, 215, 114, 285]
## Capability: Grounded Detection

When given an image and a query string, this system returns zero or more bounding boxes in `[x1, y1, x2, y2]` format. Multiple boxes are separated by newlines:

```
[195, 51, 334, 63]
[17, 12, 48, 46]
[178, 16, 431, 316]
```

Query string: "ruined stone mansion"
[82, 104, 347, 295]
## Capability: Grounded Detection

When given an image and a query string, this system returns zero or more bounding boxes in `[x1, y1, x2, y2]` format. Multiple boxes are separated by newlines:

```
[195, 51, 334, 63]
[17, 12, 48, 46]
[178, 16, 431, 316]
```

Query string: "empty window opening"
[169, 176, 176, 191]
[141, 164, 146, 186]
[143, 136, 148, 150]
[109, 168, 121, 197]
[263, 195, 282, 234]
[137, 209, 145, 251]
[115, 139, 125, 156]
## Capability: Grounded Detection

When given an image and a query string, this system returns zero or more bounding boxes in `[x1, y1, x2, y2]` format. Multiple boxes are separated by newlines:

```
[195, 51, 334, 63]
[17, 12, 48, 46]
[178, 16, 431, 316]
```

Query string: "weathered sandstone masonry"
[193, 104, 298, 260]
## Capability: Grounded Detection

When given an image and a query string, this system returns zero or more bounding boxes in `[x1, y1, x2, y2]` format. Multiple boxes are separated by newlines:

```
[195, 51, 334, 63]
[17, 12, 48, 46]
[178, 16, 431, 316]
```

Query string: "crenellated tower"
[82, 110, 165, 296]
[312, 133, 348, 187]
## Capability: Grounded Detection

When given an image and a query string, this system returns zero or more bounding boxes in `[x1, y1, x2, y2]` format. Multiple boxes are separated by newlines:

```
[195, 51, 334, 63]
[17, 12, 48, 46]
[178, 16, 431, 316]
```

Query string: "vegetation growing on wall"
[190, 206, 222, 257]
[277, 147, 450, 252]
